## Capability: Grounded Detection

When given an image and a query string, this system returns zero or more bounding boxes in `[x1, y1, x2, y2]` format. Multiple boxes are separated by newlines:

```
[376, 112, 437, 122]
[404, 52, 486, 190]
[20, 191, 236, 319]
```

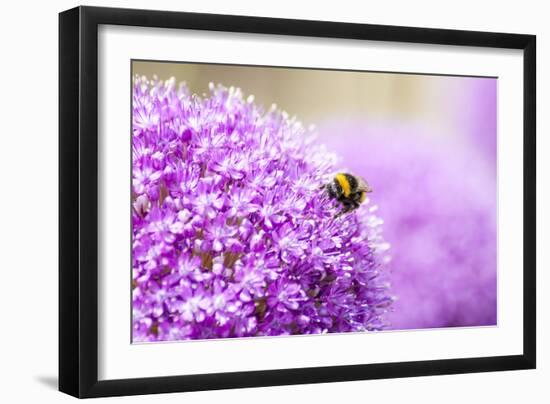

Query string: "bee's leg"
[334, 201, 355, 218]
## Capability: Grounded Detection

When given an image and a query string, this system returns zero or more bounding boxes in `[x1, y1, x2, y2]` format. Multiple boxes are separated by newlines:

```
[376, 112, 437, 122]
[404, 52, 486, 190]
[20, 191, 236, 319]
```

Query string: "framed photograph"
[59, 6, 536, 398]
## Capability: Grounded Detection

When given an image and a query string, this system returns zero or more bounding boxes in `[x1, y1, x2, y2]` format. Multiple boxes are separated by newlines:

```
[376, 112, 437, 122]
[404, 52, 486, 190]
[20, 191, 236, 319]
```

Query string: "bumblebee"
[326, 173, 373, 217]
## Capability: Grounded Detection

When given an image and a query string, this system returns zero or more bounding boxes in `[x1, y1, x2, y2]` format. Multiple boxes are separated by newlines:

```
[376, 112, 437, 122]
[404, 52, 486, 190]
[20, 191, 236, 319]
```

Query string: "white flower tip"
[166, 77, 176, 88]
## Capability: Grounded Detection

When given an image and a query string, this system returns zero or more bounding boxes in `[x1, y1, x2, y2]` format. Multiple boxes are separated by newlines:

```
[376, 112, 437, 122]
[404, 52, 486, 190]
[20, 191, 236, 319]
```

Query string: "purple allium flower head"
[132, 76, 393, 342]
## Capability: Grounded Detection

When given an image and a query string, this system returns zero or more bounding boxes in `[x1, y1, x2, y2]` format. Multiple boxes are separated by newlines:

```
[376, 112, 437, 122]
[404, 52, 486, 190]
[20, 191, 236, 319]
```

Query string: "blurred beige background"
[132, 60, 466, 132]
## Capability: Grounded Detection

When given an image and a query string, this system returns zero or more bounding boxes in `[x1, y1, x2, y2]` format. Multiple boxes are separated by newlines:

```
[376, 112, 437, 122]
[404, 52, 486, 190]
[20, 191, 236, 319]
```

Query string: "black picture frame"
[59, 5, 536, 398]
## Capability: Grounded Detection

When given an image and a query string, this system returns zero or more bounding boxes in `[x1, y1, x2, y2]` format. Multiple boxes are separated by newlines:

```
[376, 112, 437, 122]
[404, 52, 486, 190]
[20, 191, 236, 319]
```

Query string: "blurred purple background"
[318, 78, 497, 329]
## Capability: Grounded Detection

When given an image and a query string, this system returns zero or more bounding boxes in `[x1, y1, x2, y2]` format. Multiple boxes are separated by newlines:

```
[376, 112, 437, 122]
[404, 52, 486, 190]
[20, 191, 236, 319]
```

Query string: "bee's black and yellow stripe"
[327, 173, 367, 218]
[334, 173, 358, 197]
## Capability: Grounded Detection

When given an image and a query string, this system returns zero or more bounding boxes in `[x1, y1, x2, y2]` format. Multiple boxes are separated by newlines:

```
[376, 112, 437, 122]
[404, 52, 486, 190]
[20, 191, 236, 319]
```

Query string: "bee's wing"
[356, 176, 373, 193]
